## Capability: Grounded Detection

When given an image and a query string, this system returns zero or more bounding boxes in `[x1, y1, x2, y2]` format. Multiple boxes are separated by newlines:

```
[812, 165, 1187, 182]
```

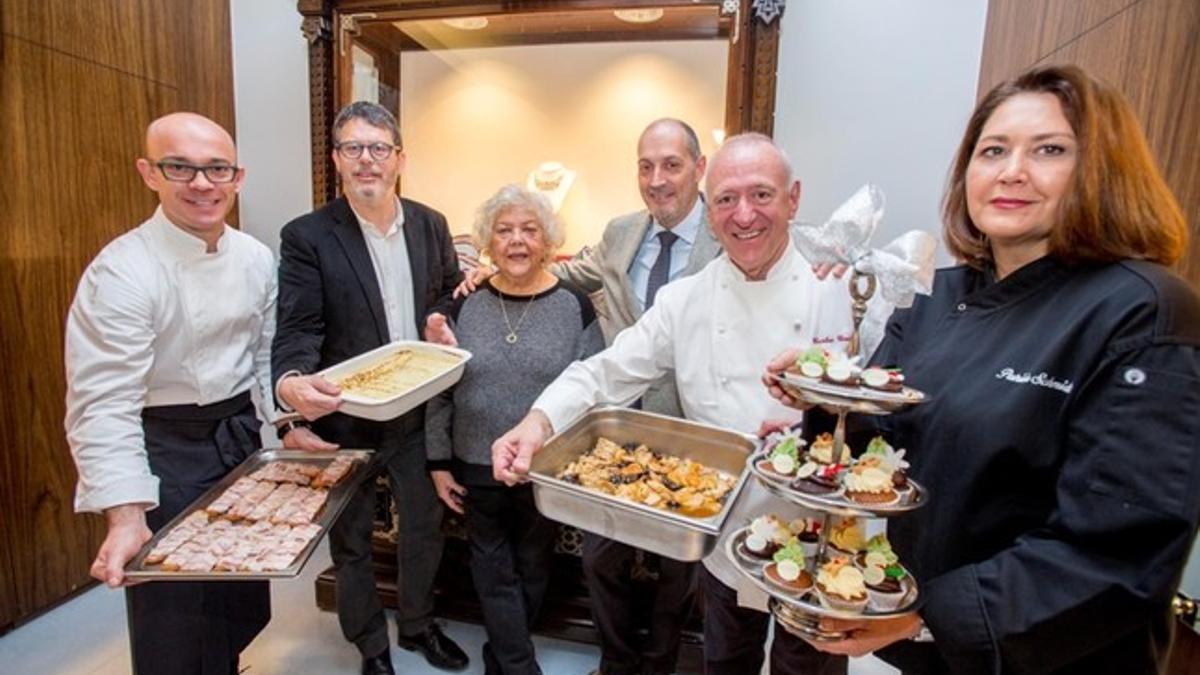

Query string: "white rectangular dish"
[319, 341, 472, 421]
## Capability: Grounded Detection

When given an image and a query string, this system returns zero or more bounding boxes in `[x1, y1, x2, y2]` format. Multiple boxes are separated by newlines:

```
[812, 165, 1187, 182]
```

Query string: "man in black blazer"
[272, 102, 466, 675]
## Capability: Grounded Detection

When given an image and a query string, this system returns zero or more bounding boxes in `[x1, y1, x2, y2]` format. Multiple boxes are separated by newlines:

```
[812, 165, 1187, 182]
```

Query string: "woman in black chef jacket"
[766, 64, 1200, 674]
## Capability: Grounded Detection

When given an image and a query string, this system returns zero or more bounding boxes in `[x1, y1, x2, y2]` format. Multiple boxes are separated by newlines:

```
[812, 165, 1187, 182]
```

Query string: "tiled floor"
[0, 541, 897, 674]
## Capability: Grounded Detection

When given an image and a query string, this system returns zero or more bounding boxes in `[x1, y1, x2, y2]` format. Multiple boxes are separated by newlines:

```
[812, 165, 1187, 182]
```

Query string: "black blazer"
[272, 196, 462, 448]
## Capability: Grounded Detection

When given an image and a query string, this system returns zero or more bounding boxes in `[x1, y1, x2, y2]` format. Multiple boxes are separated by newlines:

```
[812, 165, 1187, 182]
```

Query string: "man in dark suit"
[272, 101, 467, 675]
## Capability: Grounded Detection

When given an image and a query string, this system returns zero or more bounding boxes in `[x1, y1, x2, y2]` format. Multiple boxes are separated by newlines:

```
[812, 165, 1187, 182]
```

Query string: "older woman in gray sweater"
[426, 185, 603, 675]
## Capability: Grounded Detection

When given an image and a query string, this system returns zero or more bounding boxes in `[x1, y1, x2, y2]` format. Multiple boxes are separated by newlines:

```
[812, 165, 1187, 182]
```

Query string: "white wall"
[230, 0, 313, 255]
[774, 0, 989, 262]
[399, 41, 727, 255]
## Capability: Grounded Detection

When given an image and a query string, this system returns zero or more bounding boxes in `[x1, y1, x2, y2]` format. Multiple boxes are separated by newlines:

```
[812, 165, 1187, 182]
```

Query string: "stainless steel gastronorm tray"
[528, 408, 755, 562]
[125, 449, 374, 581]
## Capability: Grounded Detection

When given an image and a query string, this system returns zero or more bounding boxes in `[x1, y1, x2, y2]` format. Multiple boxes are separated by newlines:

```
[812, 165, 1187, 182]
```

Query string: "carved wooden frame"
[297, 0, 784, 207]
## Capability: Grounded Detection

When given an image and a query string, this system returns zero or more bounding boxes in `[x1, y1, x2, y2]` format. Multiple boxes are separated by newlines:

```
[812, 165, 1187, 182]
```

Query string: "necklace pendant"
[505, 333, 519, 344]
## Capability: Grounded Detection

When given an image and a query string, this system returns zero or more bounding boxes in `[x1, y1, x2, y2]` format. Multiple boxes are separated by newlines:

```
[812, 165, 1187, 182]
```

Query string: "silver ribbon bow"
[792, 184, 936, 308]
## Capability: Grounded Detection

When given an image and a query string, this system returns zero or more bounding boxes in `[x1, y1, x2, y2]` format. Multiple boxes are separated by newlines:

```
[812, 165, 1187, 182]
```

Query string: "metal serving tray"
[528, 408, 755, 562]
[774, 372, 926, 414]
[125, 449, 373, 581]
[726, 528, 920, 622]
[320, 341, 472, 421]
[748, 450, 928, 518]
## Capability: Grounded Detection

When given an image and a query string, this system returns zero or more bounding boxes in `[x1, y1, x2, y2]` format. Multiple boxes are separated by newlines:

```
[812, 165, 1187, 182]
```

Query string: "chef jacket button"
[956, 303, 967, 312]
[793, 320, 803, 331]
[1124, 367, 1146, 385]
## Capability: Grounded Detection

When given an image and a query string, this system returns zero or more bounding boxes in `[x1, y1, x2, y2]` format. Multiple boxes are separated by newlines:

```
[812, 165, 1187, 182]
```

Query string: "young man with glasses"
[65, 112, 277, 674]
[272, 101, 466, 675]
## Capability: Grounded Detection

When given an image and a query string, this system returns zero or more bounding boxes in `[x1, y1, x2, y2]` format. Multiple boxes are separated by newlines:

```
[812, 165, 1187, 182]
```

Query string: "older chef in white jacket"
[493, 133, 854, 675]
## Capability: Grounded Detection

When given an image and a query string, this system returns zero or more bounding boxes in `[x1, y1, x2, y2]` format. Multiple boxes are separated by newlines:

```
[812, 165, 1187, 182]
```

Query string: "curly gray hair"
[473, 184, 565, 262]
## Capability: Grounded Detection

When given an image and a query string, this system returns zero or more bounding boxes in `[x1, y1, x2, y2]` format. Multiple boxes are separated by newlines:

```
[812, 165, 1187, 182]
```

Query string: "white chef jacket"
[533, 244, 855, 589]
[65, 207, 277, 513]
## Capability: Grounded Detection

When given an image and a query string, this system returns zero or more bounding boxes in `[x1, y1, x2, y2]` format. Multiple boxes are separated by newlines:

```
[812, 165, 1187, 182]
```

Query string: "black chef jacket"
[866, 256, 1200, 674]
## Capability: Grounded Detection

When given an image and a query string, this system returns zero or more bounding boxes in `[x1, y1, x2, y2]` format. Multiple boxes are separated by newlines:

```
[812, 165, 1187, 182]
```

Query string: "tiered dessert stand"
[730, 271, 929, 640]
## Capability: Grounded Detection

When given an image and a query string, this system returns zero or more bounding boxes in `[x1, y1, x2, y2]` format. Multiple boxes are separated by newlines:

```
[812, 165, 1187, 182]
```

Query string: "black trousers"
[701, 567, 846, 675]
[127, 393, 270, 675]
[581, 533, 698, 675]
[463, 479, 555, 675]
[330, 411, 444, 658]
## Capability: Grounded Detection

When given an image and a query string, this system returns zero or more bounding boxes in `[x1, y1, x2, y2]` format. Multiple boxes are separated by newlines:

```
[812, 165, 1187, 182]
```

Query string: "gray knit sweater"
[425, 279, 604, 484]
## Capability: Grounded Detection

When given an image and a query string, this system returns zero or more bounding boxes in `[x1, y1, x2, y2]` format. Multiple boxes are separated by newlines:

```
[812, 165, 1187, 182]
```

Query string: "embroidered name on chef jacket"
[995, 367, 1075, 394]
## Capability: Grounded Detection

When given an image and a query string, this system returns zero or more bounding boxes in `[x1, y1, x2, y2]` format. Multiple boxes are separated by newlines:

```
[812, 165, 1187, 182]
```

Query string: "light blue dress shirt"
[627, 198, 704, 311]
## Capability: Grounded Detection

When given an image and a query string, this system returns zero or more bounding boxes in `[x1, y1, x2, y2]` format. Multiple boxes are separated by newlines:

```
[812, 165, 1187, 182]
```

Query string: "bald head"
[706, 133, 792, 193]
[636, 118, 706, 229]
[136, 112, 243, 250]
[639, 118, 701, 161]
[145, 112, 236, 161]
[704, 133, 800, 280]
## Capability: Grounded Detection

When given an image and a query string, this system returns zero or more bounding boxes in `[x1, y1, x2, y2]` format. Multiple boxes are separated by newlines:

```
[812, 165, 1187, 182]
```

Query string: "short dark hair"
[644, 118, 702, 160]
[332, 101, 402, 147]
[943, 65, 1186, 267]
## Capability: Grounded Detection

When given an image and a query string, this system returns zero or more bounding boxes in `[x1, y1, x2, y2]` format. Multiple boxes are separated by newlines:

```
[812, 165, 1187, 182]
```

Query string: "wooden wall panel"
[978, 0, 1200, 284]
[0, 0, 233, 630]
[1, 0, 175, 84]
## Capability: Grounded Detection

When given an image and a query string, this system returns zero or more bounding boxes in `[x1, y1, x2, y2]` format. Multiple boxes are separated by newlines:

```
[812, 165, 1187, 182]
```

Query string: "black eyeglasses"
[335, 141, 400, 161]
[155, 161, 240, 184]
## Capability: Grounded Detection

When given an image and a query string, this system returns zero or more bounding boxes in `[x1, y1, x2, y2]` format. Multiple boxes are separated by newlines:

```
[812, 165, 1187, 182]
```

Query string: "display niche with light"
[297, 0, 788, 206]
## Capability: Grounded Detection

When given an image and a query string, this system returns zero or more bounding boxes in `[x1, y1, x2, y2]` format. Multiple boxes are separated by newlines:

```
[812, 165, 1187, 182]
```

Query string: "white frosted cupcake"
[807, 433, 851, 466]
[737, 515, 791, 564]
[815, 558, 868, 613]
[843, 459, 899, 506]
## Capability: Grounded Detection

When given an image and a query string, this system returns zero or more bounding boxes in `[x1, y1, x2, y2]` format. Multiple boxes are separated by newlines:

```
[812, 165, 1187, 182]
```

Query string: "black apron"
[126, 391, 271, 675]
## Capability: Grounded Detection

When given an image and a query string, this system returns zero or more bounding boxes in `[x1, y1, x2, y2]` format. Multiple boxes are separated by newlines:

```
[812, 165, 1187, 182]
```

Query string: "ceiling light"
[613, 8, 664, 24]
[442, 17, 489, 30]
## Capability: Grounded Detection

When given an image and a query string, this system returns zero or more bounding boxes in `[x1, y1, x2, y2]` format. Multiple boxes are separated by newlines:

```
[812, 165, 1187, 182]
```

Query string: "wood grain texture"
[300, 9, 338, 207]
[978, 0, 1200, 285]
[0, 0, 235, 629]
[1169, 616, 1200, 675]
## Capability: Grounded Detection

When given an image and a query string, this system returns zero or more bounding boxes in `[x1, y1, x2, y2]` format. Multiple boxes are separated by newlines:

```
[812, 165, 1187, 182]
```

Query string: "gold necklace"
[498, 290, 536, 344]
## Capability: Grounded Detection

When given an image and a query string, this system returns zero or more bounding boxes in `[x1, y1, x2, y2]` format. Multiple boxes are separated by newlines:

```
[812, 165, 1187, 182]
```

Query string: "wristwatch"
[275, 417, 309, 440]
[910, 618, 935, 643]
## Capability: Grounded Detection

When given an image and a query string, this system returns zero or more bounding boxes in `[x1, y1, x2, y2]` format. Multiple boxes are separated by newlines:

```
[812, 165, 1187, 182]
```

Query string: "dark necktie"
[645, 230, 679, 310]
